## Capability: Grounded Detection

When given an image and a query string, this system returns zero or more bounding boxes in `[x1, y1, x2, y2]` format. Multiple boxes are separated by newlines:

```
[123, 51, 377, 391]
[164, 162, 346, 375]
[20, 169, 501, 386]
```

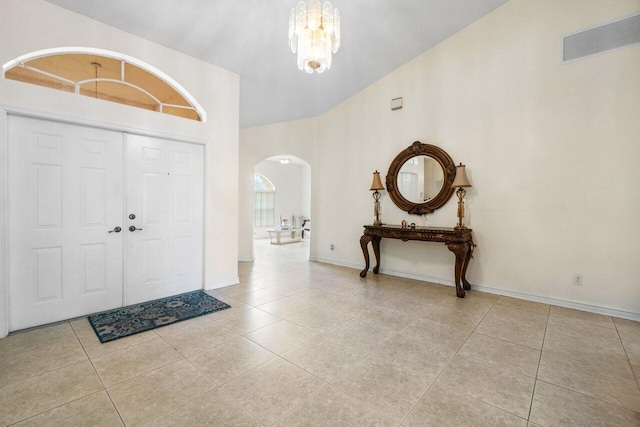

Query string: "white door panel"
[8, 116, 124, 331]
[124, 134, 204, 305]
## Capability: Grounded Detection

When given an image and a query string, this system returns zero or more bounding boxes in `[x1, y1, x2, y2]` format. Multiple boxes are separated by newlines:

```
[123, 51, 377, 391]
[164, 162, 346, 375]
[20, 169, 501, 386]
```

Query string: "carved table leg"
[461, 242, 474, 291]
[372, 236, 381, 274]
[359, 235, 372, 277]
[447, 242, 470, 298]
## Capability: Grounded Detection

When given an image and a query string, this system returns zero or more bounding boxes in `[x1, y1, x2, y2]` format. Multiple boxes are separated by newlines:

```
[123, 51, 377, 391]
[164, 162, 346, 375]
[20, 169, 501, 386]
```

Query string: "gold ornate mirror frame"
[386, 141, 456, 215]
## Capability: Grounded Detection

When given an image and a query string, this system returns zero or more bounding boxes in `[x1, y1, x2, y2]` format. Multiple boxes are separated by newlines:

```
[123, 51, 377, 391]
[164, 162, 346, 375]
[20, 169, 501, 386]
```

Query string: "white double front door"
[8, 116, 204, 331]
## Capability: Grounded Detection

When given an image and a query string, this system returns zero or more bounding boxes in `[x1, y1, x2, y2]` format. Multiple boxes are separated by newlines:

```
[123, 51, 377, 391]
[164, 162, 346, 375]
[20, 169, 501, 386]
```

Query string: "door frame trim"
[0, 105, 208, 337]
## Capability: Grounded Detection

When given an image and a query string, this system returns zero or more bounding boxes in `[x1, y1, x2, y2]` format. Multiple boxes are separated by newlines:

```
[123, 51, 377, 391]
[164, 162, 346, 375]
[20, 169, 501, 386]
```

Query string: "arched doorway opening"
[252, 155, 311, 262]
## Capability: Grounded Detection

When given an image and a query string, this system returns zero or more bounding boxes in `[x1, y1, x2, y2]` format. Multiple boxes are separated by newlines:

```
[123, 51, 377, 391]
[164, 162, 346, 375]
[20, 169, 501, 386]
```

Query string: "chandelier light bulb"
[288, 1, 340, 74]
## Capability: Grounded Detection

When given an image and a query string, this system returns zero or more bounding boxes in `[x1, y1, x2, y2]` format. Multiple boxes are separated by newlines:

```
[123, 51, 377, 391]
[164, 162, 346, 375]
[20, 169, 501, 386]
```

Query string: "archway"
[252, 155, 311, 261]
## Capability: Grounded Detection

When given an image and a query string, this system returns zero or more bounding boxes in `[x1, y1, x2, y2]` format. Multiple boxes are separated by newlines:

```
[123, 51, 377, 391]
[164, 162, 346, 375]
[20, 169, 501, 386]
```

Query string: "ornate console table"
[359, 225, 475, 298]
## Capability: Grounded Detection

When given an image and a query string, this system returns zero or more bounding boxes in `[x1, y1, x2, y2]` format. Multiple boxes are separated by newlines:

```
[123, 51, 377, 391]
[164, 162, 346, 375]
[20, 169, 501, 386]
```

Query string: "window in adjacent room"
[254, 173, 276, 227]
[3, 47, 206, 122]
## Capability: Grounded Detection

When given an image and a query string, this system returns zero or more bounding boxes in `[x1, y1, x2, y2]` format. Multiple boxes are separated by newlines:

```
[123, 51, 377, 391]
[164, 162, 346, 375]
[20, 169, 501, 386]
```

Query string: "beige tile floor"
[1, 239, 640, 426]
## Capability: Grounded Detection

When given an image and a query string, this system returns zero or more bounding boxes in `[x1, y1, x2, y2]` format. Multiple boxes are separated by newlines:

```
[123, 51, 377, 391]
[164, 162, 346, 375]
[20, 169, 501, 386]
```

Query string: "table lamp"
[370, 170, 385, 226]
[451, 163, 472, 229]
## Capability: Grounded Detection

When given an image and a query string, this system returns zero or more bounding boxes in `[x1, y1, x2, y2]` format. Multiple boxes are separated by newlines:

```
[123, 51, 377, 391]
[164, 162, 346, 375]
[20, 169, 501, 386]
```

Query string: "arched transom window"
[3, 47, 206, 122]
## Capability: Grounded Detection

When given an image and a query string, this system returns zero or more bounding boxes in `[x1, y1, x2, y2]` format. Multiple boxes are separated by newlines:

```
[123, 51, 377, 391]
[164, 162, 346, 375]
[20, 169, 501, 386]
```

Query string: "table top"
[267, 227, 302, 232]
[362, 224, 473, 243]
[363, 224, 471, 232]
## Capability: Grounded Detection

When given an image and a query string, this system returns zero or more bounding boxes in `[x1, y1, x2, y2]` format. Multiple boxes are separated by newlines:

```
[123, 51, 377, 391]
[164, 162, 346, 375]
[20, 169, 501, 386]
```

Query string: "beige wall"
[0, 0, 240, 335]
[241, 0, 640, 316]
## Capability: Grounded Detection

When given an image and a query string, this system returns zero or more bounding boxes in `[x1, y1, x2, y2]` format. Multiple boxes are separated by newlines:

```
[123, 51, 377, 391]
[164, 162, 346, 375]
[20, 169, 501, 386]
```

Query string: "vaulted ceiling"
[45, 0, 508, 128]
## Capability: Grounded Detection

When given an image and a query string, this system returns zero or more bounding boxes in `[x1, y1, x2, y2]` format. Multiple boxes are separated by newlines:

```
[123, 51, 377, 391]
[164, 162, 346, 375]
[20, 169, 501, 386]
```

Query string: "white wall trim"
[310, 256, 640, 322]
[0, 108, 8, 338]
[469, 284, 640, 322]
[205, 276, 240, 290]
[0, 105, 208, 146]
[238, 256, 255, 262]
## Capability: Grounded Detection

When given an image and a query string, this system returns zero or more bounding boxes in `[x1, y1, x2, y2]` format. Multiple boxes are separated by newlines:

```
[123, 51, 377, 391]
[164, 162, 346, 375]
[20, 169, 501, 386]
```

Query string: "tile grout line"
[612, 319, 640, 392]
[184, 330, 332, 426]
[268, 382, 333, 426]
[180, 337, 273, 426]
[399, 294, 534, 425]
[216, 386, 268, 426]
[333, 293, 489, 424]
[324, 354, 404, 423]
[3, 322, 116, 425]
[6, 389, 115, 427]
[91, 342, 186, 389]
[159, 352, 267, 427]
[471, 329, 545, 352]
[526, 306, 550, 422]
[240, 350, 332, 424]
[104, 328, 225, 425]
[70, 320, 128, 427]
[409, 295, 480, 423]
[85, 320, 225, 425]
[535, 313, 640, 417]
[534, 378, 640, 416]
[0, 341, 88, 390]
[296, 316, 417, 423]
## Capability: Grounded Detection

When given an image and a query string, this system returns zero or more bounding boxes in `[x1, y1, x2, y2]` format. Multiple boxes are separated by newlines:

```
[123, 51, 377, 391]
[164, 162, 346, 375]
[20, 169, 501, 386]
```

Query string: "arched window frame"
[254, 173, 276, 227]
[2, 47, 207, 122]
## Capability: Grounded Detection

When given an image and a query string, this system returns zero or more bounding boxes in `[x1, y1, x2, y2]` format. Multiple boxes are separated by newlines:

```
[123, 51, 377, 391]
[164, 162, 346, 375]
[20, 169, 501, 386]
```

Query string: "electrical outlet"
[330, 244, 334, 250]
[573, 274, 583, 286]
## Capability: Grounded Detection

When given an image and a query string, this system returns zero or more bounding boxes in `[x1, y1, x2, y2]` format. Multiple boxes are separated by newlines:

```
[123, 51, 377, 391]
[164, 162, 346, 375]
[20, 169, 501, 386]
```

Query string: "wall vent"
[563, 12, 640, 62]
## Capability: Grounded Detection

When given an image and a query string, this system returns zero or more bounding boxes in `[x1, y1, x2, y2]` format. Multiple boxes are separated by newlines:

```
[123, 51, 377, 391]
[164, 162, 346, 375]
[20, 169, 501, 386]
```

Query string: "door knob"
[108, 226, 122, 233]
[129, 226, 143, 232]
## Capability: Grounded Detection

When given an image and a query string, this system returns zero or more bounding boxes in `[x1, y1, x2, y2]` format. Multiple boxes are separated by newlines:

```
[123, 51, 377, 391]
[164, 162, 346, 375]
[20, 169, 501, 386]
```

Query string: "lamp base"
[455, 187, 467, 229]
[372, 191, 383, 227]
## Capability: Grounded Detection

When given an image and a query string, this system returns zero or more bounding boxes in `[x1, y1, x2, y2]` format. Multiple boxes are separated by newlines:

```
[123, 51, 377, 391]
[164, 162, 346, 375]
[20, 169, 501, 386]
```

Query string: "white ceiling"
[44, 0, 508, 128]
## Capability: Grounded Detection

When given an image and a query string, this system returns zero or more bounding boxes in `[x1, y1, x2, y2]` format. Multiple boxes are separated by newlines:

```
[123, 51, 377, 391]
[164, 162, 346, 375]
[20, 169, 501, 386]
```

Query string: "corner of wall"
[0, 108, 8, 338]
[205, 275, 240, 290]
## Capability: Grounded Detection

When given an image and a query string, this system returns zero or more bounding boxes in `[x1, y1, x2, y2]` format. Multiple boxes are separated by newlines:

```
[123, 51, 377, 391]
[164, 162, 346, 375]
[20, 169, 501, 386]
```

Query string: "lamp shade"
[451, 163, 472, 188]
[370, 170, 385, 191]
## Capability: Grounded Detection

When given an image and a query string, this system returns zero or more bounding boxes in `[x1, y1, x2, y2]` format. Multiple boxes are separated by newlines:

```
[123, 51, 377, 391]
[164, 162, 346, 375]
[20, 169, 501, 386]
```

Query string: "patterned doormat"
[88, 290, 231, 343]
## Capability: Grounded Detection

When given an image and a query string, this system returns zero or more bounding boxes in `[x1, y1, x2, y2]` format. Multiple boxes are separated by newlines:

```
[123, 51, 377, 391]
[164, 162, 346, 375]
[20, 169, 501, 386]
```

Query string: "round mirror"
[397, 155, 445, 203]
[386, 141, 456, 215]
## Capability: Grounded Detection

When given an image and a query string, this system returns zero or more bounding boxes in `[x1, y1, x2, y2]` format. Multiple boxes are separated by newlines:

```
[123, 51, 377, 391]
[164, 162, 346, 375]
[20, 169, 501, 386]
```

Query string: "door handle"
[108, 226, 122, 233]
[129, 226, 143, 232]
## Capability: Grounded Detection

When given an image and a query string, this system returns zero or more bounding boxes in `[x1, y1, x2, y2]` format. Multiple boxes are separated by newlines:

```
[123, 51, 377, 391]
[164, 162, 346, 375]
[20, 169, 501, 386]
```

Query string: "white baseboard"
[238, 256, 255, 262]
[309, 257, 640, 322]
[309, 256, 360, 270]
[470, 285, 640, 322]
[205, 276, 240, 290]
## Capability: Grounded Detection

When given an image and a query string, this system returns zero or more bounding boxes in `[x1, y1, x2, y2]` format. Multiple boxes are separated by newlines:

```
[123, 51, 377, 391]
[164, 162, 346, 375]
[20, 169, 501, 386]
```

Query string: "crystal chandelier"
[288, 0, 340, 74]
